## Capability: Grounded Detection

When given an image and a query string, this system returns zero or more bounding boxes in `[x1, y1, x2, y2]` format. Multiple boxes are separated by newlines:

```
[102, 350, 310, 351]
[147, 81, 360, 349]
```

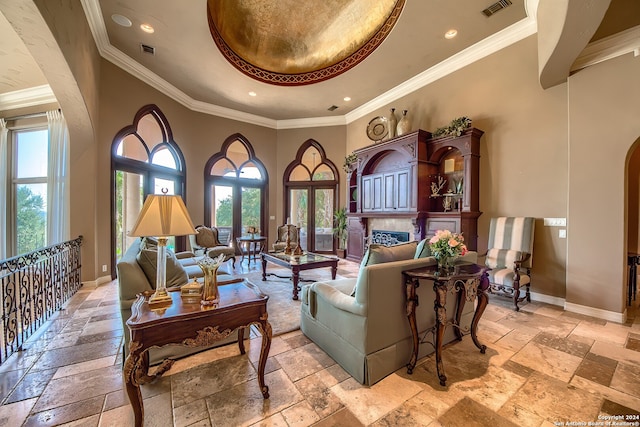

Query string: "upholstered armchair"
[189, 225, 236, 267]
[483, 217, 535, 311]
[272, 224, 299, 252]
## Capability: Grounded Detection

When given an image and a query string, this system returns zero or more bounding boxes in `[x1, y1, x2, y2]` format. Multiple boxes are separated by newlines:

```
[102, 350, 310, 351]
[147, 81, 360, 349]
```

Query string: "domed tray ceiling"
[207, 0, 405, 86]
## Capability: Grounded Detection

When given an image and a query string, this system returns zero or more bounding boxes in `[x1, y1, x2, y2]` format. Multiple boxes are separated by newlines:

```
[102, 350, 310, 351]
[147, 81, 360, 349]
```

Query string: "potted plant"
[333, 207, 348, 258]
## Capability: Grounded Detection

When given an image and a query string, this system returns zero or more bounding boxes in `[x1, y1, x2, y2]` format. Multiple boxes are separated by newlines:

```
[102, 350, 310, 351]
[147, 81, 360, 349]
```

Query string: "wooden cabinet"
[346, 128, 483, 260]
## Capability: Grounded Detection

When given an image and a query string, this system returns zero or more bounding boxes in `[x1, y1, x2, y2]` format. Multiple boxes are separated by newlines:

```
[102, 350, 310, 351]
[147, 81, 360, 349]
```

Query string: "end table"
[402, 262, 489, 386]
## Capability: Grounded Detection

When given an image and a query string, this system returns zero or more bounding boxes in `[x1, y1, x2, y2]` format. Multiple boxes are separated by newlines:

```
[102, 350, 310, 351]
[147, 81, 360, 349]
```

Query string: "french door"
[210, 182, 264, 246]
[288, 186, 334, 254]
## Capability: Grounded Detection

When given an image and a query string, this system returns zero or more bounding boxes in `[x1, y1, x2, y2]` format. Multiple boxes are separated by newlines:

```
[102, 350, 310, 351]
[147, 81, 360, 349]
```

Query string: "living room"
[1, 0, 640, 425]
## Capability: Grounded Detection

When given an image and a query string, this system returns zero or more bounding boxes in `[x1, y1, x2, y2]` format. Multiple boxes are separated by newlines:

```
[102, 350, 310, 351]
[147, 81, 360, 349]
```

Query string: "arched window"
[110, 105, 188, 274]
[205, 134, 268, 250]
[283, 140, 339, 254]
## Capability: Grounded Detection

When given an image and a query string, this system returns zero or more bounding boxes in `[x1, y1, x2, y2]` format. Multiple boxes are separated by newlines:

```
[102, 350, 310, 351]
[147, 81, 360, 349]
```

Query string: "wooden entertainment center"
[346, 128, 483, 262]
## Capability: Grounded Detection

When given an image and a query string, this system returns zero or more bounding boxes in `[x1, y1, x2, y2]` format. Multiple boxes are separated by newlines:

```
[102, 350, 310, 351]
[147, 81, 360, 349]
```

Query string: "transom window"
[205, 135, 267, 247]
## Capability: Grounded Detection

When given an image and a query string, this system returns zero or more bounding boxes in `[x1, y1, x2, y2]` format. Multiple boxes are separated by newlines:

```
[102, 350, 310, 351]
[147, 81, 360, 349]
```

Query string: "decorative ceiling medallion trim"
[207, 0, 406, 86]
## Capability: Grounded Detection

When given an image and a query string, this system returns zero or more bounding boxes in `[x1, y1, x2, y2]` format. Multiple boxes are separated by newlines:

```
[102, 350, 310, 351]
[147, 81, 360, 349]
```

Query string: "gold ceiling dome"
[207, 0, 405, 86]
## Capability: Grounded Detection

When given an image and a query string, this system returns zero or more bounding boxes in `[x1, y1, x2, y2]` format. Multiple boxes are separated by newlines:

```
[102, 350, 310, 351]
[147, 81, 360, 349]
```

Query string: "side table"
[402, 262, 489, 386]
[123, 279, 271, 427]
[236, 236, 267, 266]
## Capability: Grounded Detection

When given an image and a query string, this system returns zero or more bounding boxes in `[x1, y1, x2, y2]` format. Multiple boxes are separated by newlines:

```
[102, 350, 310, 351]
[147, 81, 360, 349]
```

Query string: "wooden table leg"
[123, 342, 174, 427]
[292, 267, 300, 300]
[453, 281, 466, 341]
[471, 288, 488, 354]
[261, 256, 267, 281]
[123, 350, 145, 427]
[433, 279, 448, 386]
[238, 327, 245, 355]
[331, 263, 337, 280]
[256, 314, 272, 399]
[404, 276, 419, 374]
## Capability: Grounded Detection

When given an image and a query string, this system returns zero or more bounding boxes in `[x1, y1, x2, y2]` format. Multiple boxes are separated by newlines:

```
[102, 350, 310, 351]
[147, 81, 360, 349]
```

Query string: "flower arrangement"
[246, 226, 259, 236]
[431, 116, 472, 138]
[429, 229, 467, 268]
[343, 153, 357, 173]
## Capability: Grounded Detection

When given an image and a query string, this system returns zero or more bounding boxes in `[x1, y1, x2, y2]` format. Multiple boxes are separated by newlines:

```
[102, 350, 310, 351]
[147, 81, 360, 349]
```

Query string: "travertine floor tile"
[438, 397, 518, 427]
[330, 374, 423, 425]
[274, 342, 336, 382]
[610, 362, 640, 398]
[511, 342, 582, 382]
[281, 400, 321, 426]
[510, 373, 602, 423]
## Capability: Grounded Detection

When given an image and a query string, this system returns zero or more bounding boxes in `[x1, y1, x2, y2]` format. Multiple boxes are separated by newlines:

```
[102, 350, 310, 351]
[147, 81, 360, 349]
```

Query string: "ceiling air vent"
[327, 105, 339, 111]
[140, 43, 155, 55]
[482, 0, 512, 17]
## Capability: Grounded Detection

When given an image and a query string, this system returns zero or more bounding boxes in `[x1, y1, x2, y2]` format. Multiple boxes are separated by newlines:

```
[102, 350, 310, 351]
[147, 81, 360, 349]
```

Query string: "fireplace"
[370, 230, 411, 246]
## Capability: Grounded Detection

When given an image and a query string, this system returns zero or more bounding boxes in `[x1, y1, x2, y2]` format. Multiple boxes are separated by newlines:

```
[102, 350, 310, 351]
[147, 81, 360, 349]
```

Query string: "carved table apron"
[123, 279, 271, 427]
[402, 263, 489, 386]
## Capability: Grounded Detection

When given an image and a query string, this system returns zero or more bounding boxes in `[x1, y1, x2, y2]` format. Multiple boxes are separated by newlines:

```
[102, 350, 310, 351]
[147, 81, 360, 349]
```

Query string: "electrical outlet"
[102, 264, 107, 272]
[544, 218, 567, 227]
[559, 229, 566, 238]
[270, 216, 275, 220]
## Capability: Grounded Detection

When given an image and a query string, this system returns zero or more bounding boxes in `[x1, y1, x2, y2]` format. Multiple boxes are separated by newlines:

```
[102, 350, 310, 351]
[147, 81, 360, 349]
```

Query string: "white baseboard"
[530, 291, 565, 307]
[564, 302, 626, 323]
[82, 275, 112, 289]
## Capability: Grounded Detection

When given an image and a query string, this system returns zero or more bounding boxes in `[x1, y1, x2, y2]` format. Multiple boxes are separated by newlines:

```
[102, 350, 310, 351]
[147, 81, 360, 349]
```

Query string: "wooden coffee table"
[123, 279, 271, 427]
[261, 251, 338, 300]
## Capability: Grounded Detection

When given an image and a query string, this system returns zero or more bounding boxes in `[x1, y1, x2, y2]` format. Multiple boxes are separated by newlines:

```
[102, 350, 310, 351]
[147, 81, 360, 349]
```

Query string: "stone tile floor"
[1, 259, 639, 426]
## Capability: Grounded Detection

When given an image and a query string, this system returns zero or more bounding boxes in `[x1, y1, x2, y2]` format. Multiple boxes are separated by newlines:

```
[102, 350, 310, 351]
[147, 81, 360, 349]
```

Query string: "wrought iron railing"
[0, 236, 83, 366]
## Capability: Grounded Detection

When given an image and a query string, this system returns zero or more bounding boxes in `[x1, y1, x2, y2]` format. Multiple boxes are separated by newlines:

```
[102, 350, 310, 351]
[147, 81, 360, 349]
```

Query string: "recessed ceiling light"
[445, 29, 458, 39]
[248, 91, 257, 97]
[343, 97, 351, 102]
[140, 24, 155, 34]
[111, 14, 132, 27]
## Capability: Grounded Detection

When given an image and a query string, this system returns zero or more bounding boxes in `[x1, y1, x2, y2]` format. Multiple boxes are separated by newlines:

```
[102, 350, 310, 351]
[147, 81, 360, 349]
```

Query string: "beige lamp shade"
[129, 194, 197, 237]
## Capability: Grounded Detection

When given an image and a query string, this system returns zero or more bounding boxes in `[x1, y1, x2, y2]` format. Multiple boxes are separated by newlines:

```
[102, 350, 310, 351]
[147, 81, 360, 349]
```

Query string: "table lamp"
[129, 191, 197, 306]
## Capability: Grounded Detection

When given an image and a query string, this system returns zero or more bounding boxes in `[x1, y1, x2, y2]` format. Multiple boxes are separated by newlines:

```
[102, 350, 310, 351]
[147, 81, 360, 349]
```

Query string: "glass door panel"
[153, 176, 178, 250]
[241, 186, 261, 237]
[115, 171, 144, 262]
[211, 184, 233, 244]
[289, 189, 308, 251]
[153, 177, 175, 195]
[314, 188, 334, 252]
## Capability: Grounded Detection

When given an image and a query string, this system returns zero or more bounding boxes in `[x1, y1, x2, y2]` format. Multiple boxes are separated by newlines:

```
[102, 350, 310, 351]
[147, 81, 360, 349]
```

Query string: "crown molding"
[0, 85, 56, 111]
[572, 25, 640, 72]
[345, 15, 538, 124]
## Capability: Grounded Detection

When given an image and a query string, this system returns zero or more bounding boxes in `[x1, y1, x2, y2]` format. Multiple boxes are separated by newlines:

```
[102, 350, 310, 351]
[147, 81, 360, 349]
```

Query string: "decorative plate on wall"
[367, 116, 389, 142]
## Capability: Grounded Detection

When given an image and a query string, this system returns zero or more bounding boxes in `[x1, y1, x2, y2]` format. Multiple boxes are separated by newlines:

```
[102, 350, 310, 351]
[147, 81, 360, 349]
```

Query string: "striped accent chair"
[485, 217, 535, 311]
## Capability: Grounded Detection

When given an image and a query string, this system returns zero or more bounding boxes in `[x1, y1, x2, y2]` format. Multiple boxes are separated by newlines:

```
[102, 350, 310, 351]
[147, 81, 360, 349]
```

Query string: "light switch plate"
[544, 218, 566, 227]
[559, 229, 566, 238]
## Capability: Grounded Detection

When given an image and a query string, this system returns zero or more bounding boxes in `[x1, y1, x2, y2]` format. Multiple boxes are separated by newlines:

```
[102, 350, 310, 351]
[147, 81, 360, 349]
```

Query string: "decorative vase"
[396, 109, 411, 136]
[201, 265, 220, 305]
[436, 255, 456, 272]
[387, 108, 397, 139]
[198, 254, 225, 306]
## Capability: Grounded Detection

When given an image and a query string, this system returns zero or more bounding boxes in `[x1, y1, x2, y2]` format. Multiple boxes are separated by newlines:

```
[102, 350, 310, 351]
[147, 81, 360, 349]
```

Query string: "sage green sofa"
[300, 241, 477, 385]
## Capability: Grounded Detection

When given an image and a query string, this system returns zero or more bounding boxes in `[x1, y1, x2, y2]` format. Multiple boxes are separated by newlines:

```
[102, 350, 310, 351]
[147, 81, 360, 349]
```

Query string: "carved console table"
[123, 280, 271, 427]
[402, 262, 489, 386]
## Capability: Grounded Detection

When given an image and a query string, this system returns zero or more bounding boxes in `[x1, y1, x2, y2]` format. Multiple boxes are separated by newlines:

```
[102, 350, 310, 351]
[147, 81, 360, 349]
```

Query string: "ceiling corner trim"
[0, 85, 56, 111]
[572, 25, 640, 72]
[277, 116, 347, 130]
[345, 14, 538, 124]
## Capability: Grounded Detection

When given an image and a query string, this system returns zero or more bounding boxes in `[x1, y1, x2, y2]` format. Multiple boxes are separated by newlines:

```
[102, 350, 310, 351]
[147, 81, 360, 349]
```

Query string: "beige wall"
[567, 52, 640, 314]
[347, 35, 569, 299]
